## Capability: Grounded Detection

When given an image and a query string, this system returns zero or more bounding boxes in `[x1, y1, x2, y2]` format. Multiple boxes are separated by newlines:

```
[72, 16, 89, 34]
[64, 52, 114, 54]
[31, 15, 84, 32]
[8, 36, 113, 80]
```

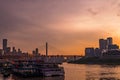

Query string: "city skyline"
[85, 37, 119, 57]
[1, 0, 120, 55]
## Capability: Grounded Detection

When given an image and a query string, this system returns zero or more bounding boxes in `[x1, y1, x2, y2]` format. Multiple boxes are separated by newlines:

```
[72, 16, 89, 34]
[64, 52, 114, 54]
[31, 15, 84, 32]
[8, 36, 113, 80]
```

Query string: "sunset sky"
[1, 0, 120, 55]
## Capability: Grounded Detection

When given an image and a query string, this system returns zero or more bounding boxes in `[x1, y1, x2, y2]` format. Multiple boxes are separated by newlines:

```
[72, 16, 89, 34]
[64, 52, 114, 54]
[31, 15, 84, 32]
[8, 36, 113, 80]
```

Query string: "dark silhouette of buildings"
[6, 47, 11, 53]
[85, 48, 95, 58]
[32, 48, 40, 56]
[99, 39, 107, 50]
[18, 48, 22, 54]
[12, 47, 16, 53]
[35, 48, 39, 54]
[3, 39, 7, 53]
[108, 44, 119, 50]
[85, 37, 119, 58]
[95, 48, 101, 57]
[107, 37, 112, 45]
[1, 39, 32, 56]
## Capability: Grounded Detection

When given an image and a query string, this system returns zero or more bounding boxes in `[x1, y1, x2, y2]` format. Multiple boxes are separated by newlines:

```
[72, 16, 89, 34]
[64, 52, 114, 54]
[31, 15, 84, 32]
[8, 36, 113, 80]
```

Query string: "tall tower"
[99, 39, 107, 50]
[35, 48, 39, 54]
[46, 42, 48, 56]
[107, 37, 112, 45]
[3, 39, 7, 52]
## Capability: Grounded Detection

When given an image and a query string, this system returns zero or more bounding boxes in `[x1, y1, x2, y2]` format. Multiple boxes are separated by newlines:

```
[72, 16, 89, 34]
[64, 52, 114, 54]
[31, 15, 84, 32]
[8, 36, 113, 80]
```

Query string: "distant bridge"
[46, 55, 83, 62]
[39, 43, 84, 57]
[37, 43, 84, 62]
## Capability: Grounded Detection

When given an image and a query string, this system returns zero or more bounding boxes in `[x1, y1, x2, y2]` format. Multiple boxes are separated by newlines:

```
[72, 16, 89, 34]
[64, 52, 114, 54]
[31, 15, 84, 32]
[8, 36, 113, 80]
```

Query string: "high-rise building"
[12, 47, 16, 53]
[85, 47, 95, 57]
[3, 39, 7, 52]
[32, 48, 39, 55]
[0, 49, 3, 55]
[35, 48, 39, 54]
[18, 48, 22, 54]
[99, 39, 107, 50]
[95, 48, 101, 57]
[6, 47, 11, 53]
[107, 37, 113, 45]
[32, 50, 36, 55]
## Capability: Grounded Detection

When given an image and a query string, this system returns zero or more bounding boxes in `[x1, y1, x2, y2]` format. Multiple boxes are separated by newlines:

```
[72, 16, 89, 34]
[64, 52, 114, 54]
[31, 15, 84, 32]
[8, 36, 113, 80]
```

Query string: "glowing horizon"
[1, 0, 120, 55]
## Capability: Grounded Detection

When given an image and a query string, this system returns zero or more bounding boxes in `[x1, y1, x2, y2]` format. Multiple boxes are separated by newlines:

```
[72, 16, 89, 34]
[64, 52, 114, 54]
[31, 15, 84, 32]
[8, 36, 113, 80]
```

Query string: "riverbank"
[68, 57, 120, 65]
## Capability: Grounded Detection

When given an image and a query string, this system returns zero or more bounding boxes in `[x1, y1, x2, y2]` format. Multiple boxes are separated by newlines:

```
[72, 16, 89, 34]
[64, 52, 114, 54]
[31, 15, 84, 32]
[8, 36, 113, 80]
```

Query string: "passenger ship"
[12, 58, 64, 77]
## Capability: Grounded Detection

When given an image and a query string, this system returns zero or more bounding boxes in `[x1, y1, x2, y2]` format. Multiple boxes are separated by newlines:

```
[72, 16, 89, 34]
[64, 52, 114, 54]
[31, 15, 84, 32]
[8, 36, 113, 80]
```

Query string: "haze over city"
[1, 0, 120, 55]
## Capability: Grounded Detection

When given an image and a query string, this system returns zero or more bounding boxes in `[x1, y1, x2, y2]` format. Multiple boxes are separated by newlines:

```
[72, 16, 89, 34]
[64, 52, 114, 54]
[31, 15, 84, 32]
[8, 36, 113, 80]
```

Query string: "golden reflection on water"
[64, 63, 120, 80]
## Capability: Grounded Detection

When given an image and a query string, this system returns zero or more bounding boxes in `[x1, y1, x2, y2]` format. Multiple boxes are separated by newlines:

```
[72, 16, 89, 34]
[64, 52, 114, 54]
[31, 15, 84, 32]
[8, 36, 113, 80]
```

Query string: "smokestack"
[46, 42, 48, 56]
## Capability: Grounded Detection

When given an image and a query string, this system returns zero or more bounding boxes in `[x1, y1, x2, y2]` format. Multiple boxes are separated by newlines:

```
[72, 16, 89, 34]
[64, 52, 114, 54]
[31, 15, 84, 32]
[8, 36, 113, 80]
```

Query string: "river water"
[2, 63, 120, 80]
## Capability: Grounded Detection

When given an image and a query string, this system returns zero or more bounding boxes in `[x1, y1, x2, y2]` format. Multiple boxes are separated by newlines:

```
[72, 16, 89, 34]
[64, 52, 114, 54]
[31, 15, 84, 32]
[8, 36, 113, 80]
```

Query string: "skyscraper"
[95, 48, 101, 57]
[12, 47, 16, 53]
[35, 48, 39, 54]
[107, 37, 112, 45]
[99, 39, 107, 50]
[85, 47, 95, 57]
[3, 39, 7, 52]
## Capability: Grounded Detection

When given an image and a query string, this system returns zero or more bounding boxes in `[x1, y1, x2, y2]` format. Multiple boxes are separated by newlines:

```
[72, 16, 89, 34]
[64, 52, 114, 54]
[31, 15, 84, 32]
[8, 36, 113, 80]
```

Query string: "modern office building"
[99, 39, 107, 50]
[18, 48, 22, 54]
[3, 39, 7, 53]
[85, 37, 120, 58]
[95, 48, 101, 57]
[12, 47, 16, 53]
[32, 48, 39, 55]
[85, 47, 95, 57]
[35, 48, 39, 54]
[6, 47, 11, 53]
[107, 37, 113, 45]
[32, 50, 36, 55]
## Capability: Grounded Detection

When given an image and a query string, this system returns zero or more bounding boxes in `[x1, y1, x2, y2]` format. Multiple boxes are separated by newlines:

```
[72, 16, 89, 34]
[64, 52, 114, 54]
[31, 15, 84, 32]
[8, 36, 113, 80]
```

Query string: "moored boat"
[12, 59, 64, 77]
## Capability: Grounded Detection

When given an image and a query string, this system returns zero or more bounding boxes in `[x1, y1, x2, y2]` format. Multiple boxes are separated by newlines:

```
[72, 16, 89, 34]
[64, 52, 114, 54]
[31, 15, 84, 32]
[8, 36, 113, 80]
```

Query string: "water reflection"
[85, 64, 120, 80]
[99, 77, 119, 80]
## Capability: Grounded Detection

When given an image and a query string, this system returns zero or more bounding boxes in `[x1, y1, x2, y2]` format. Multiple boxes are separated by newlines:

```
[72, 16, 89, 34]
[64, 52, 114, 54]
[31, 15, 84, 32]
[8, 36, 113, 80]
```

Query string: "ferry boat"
[12, 60, 37, 77]
[12, 59, 64, 77]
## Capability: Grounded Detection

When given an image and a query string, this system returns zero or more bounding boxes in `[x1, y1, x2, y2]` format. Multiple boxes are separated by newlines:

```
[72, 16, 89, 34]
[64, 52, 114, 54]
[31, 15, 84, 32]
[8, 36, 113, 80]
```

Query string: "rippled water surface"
[2, 63, 120, 80]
